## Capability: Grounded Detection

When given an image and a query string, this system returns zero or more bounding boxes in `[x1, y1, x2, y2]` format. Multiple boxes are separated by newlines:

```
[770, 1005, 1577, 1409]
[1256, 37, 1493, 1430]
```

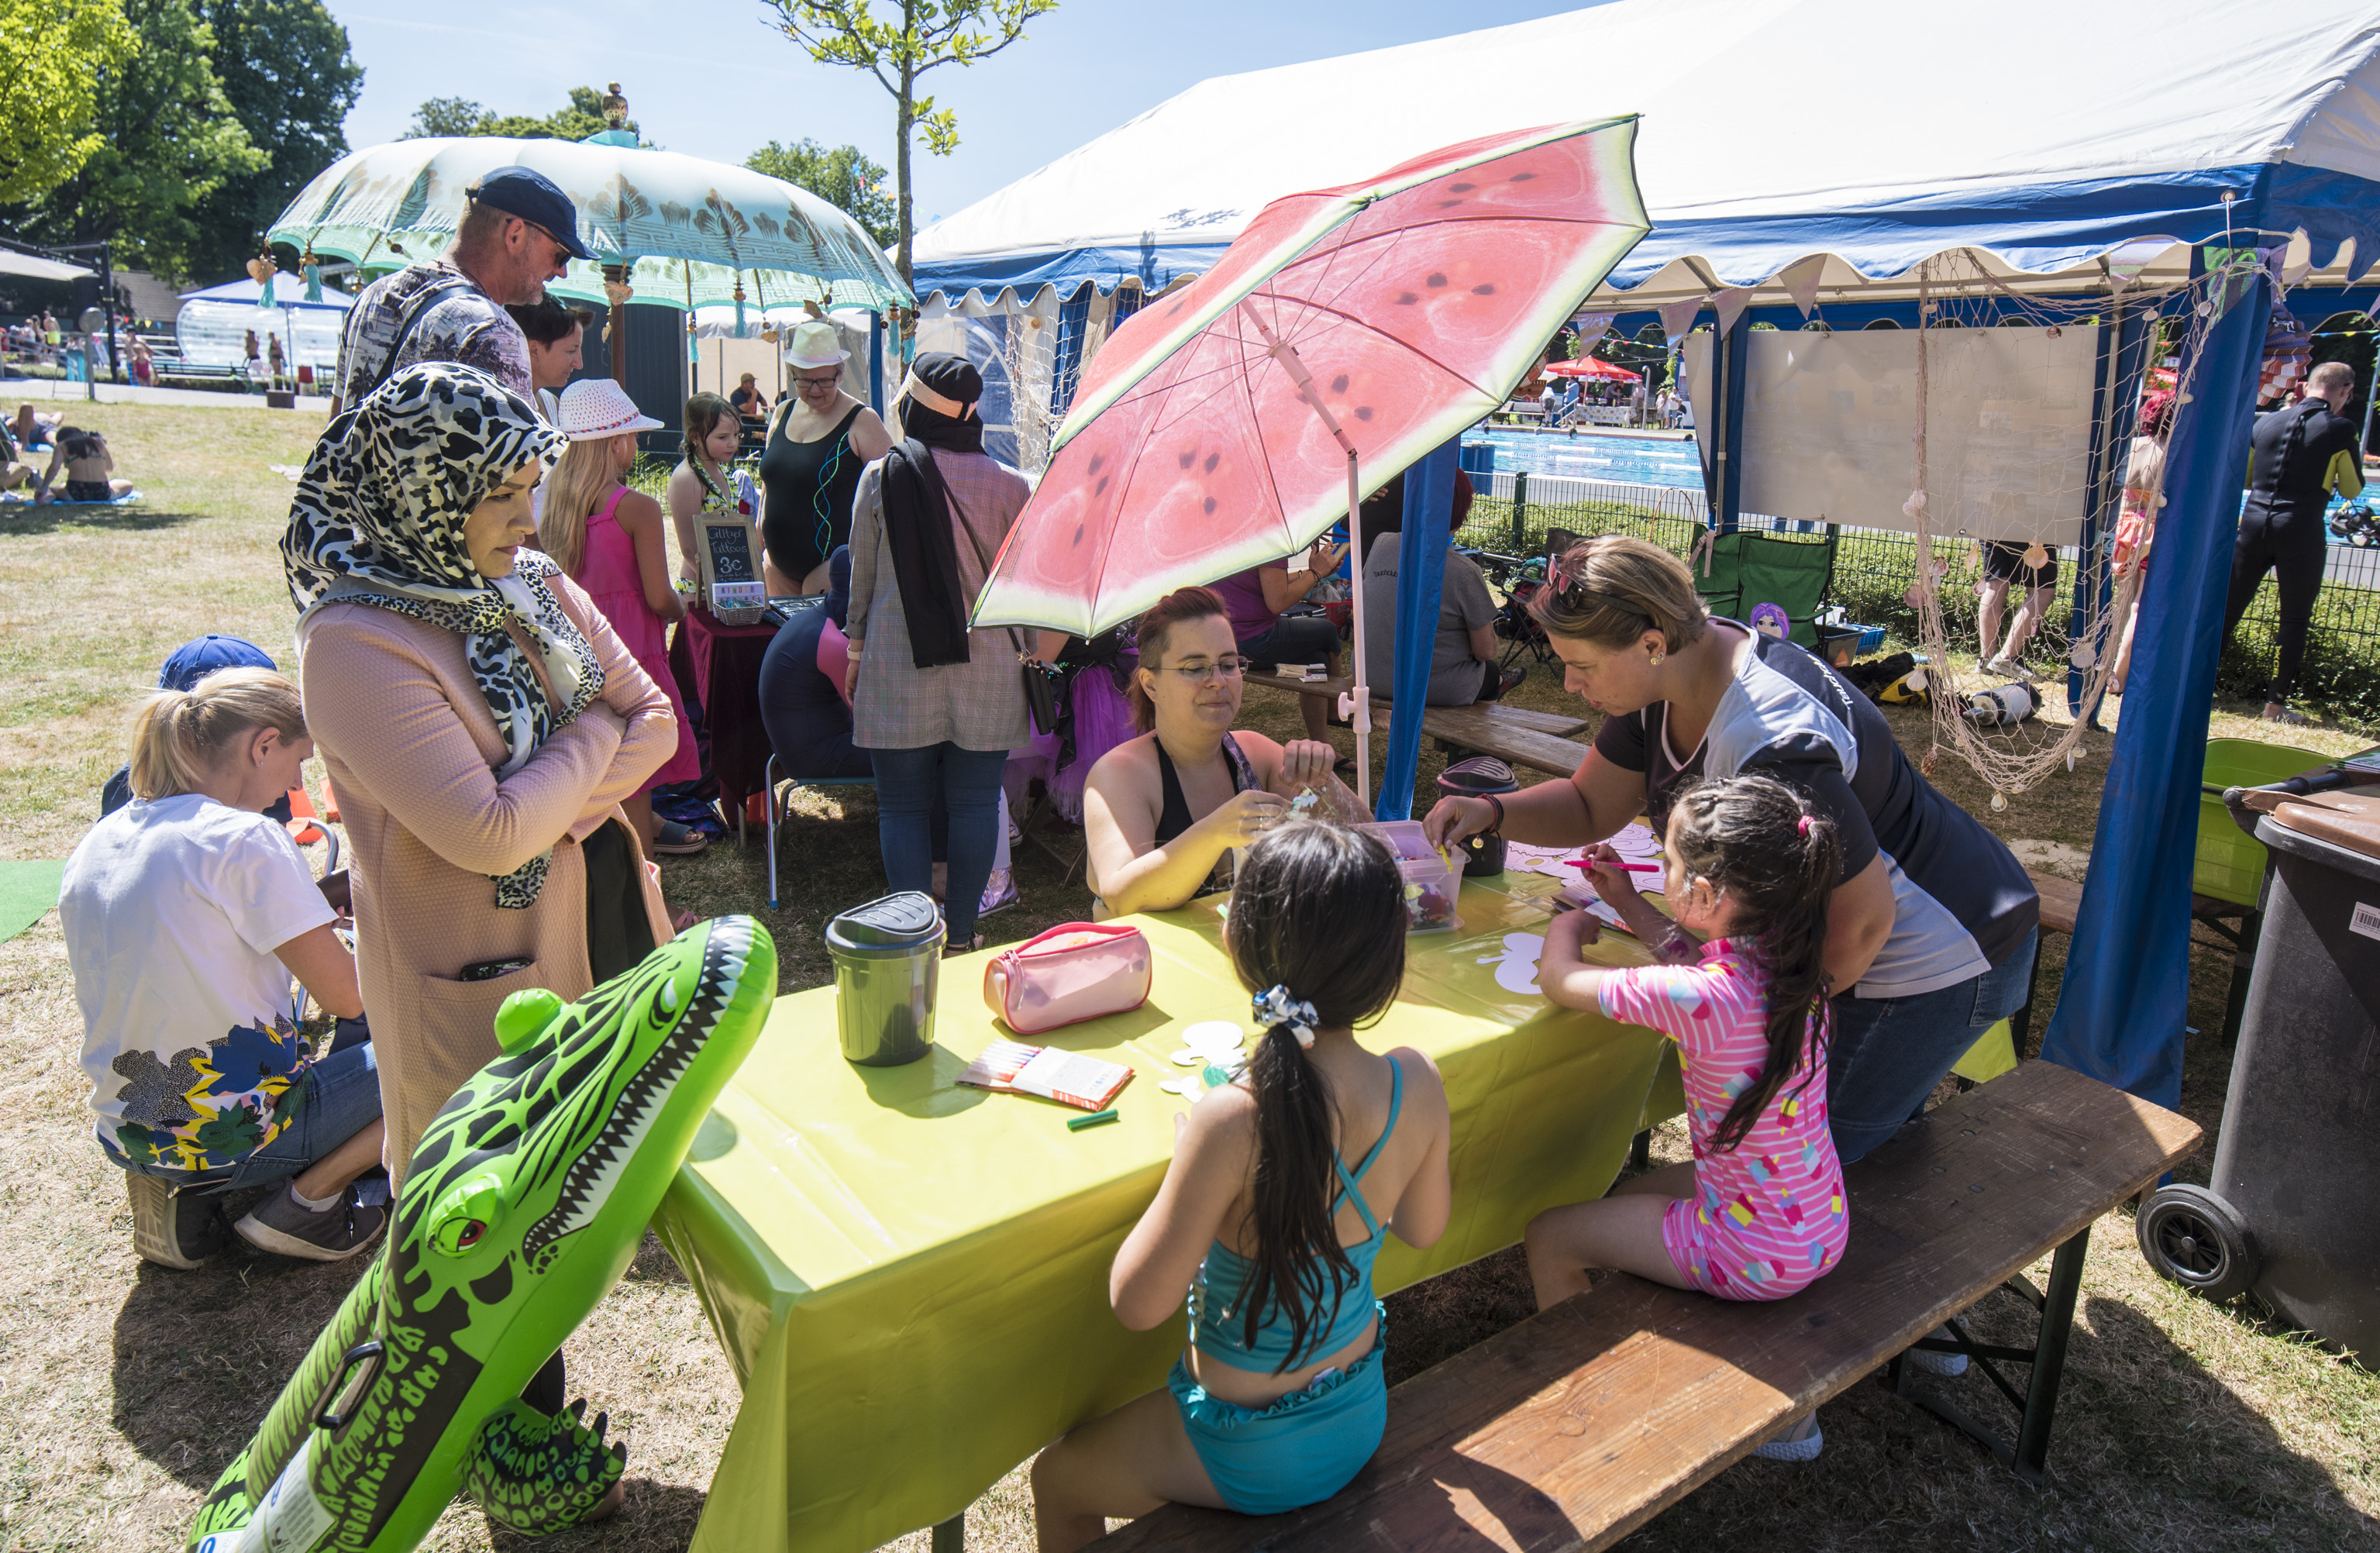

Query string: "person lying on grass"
[1525, 773, 1848, 1460]
[60, 667, 386, 1272]
[1032, 818, 1452, 1549]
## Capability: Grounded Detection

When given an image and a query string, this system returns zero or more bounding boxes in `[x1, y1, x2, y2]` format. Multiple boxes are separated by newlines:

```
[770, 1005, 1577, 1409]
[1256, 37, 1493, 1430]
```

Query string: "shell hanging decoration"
[2022, 542, 2051, 570]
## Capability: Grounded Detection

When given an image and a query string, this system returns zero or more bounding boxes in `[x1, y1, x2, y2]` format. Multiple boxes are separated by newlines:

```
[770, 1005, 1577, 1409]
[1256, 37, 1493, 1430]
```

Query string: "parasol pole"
[1240, 302, 1370, 807]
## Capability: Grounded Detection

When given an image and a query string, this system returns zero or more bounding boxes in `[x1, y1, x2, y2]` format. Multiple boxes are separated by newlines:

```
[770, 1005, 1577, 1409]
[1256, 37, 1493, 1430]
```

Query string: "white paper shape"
[1477, 932, 1548, 996]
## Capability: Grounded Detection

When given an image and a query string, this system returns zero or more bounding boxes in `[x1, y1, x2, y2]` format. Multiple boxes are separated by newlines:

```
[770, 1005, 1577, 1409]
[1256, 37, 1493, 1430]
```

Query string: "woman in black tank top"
[756, 323, 893, 593]
[1083, 589, 1365, 918]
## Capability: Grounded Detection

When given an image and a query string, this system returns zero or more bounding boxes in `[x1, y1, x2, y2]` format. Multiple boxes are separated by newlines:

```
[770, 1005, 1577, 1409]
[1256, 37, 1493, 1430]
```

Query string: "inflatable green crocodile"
[188, 915, 776, 1552]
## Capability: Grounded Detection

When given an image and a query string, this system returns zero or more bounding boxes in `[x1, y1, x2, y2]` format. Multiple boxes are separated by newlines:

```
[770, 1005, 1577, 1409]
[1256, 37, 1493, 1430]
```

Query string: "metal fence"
[1455, 472, 2380, 726]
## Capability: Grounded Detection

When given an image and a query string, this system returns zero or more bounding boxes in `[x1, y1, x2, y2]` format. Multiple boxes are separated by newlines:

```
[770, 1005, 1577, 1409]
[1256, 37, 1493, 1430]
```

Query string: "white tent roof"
[913, 0, 2380, 309]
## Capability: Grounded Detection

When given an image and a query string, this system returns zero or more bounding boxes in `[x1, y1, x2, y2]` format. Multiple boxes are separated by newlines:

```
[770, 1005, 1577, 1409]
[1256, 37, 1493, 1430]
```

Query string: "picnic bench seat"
[2016, 866, 2257, 1052]
[1423, 701, 1589, 777]
[1094, 1061, 2199, 1552]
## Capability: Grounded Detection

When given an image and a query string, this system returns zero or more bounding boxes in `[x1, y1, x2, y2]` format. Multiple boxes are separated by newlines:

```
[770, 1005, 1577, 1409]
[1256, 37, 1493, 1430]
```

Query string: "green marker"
[1068, 1108, 1120, 1131]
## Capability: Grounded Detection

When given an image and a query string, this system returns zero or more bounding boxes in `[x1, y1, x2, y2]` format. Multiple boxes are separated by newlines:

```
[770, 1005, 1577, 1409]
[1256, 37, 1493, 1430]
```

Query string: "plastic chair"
[763, 752, 873, 909]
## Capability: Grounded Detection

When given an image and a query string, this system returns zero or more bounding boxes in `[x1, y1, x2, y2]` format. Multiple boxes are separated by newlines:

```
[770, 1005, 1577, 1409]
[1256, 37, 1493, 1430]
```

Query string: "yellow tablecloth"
[653, 871, 1683, 1553]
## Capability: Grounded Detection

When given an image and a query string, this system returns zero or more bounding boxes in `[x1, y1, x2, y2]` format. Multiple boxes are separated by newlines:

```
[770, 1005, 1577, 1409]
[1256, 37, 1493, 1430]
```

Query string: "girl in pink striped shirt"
[1527, 773, 1848, 1321]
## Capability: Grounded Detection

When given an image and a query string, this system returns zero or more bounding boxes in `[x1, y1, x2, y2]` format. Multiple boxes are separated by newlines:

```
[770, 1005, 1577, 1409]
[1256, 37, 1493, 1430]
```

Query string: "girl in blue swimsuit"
[1031, 819, 1453, 1550]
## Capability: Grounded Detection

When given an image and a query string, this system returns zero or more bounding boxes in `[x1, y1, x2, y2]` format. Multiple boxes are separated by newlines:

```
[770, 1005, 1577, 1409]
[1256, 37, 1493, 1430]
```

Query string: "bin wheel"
[2137, 1184, 2258, 1302]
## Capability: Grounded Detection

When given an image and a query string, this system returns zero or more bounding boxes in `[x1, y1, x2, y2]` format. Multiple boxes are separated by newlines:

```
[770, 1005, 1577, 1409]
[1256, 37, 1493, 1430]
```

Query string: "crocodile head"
[191, 916, 777, 1552]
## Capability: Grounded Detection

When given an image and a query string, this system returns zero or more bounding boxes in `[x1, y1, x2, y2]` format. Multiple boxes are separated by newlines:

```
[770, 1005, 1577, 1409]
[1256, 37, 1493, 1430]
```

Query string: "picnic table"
[651, 869, 1688, 1553]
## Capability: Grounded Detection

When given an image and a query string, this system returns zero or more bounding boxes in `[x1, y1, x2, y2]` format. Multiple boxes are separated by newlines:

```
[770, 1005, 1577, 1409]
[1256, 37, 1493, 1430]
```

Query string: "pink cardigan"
[300, 573, 676, 1182]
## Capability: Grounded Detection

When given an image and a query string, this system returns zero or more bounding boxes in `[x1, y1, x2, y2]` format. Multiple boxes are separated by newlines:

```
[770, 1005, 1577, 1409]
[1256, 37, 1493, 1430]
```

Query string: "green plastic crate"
[2196, 739, 2328, 906]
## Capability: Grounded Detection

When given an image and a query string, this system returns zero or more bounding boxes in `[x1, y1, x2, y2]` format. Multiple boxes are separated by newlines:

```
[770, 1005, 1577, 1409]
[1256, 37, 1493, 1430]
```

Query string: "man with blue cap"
[332, 165, 592, 414]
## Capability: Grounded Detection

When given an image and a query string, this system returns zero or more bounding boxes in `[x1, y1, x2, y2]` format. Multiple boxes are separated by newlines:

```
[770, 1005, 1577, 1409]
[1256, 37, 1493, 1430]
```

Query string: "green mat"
[0, 859, 64, 942]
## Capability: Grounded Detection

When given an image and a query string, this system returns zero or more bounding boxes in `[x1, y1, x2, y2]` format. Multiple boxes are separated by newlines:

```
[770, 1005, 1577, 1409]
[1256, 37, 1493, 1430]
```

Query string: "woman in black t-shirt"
[1423, 535, 2038, 1166]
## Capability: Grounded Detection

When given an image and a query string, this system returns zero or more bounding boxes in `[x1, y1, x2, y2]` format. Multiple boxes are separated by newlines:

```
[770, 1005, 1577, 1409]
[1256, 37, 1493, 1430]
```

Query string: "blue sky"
[322, 0, 1596, 226]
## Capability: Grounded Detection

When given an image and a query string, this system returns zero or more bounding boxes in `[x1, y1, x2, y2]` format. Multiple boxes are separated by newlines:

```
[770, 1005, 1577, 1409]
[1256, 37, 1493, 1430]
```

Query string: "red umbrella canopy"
[973, 118, 1649, 635]
[1544, 355, 1641, 381]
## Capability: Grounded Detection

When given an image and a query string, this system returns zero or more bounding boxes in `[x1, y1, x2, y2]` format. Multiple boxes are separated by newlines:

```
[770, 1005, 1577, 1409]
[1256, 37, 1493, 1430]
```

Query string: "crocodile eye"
[427, 1174, 503, 1256]
[436, 1218, 486, 1254]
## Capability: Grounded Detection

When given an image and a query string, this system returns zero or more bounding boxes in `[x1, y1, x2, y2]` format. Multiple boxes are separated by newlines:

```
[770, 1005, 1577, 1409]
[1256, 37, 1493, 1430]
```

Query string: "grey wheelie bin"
[2137, 790, 2380, 1363]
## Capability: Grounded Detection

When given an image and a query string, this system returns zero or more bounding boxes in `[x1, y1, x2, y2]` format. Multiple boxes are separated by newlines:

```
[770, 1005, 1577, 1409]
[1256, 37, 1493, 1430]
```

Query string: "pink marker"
[1567, 859, 1662, 873]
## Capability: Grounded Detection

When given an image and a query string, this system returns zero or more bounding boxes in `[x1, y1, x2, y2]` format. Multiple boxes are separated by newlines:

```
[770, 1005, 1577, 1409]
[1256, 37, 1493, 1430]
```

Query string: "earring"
[1650, 649, 1665, 666]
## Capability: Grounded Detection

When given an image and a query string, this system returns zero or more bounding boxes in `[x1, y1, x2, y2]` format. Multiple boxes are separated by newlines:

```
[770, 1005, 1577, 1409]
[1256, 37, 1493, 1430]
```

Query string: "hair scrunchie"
[1253, 985, 1319, 1049]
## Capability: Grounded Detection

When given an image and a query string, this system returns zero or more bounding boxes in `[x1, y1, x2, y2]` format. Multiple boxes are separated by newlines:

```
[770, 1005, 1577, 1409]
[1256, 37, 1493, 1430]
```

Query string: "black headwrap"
[880, 351, 987, 668]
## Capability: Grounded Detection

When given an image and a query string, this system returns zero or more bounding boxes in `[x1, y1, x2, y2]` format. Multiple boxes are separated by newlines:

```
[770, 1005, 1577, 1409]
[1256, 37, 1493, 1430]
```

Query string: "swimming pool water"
[1465, 427, 1706, 488]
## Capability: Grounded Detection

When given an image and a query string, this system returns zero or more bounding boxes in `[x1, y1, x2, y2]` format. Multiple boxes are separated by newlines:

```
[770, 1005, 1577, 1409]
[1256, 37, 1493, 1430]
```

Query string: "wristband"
[1482, 794, 1504, 833]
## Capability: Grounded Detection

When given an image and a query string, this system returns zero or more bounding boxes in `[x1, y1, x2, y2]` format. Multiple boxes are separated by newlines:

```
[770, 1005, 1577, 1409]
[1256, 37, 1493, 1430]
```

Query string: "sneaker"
[1751, 1412, 1824, 1462]
[2261, 701, 2310, 725]
[234, 1183, 387, 1262]
[1903, 1325, 1970, 1376]
[126, 1172, 226, 1269]
[652, 819, 709, 856]
[979, 868, 1020, 918]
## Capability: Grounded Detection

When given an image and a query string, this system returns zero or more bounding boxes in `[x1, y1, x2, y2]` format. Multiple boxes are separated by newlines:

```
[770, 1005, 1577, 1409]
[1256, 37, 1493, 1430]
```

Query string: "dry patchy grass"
[0, 405, 2374, 1551]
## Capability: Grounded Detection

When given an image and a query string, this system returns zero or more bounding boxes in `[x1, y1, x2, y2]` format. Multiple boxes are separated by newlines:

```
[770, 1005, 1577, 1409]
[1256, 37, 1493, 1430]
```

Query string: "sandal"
[652, 819, 710, 856]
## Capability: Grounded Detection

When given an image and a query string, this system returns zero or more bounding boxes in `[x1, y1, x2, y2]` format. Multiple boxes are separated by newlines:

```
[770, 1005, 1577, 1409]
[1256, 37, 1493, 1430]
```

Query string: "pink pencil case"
[983, 921, 1153, 1035]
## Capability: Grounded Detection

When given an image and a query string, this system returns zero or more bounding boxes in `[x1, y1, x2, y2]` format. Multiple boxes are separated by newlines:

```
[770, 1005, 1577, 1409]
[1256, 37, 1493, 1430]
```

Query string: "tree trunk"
[894, 74, 915, 287]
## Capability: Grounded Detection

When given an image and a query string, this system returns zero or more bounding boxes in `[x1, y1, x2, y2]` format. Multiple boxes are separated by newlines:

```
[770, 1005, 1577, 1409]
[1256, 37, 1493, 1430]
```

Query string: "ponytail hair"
[1664, 774, 1841, 1153]
[128, 666, 305, 802]
[1128, 585, 1231, 732]
[536, 433, 623, 577]
[1223, 818, 1407, 1370]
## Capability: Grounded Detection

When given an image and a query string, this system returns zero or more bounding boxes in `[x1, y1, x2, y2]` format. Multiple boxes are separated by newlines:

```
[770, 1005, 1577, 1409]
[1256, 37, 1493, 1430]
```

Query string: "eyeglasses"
[794, 372, 842, 391]
[1161, 656, 1248, 683]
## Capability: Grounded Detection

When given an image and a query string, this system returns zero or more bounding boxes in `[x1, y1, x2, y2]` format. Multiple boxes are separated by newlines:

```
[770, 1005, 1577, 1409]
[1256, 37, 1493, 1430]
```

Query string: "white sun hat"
[556, 377, 663, 440]
[783, 319, 849, 369]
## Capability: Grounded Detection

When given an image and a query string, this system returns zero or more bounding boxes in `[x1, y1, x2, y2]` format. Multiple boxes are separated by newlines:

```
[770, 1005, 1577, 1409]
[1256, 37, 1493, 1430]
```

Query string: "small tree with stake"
[762, 0, 1057, 284]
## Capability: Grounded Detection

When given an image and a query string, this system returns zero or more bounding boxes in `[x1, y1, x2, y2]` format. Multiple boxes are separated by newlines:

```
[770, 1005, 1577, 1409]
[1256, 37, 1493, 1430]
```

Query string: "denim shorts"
[1826, 931, 2037, 1165]
[99, 1042, 382, 1193]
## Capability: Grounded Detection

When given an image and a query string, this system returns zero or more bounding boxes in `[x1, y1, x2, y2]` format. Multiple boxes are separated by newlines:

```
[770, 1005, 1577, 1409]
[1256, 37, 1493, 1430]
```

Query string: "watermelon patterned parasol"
[969, 117, 1649, 801]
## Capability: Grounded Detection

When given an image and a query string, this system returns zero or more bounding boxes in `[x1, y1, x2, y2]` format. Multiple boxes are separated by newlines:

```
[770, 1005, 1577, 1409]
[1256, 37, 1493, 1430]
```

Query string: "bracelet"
[1482, 794, 1504, 833]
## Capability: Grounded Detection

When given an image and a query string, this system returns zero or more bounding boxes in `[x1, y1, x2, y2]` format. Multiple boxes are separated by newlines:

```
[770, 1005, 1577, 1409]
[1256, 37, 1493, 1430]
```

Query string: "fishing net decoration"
[1896, 250, 2257, 809]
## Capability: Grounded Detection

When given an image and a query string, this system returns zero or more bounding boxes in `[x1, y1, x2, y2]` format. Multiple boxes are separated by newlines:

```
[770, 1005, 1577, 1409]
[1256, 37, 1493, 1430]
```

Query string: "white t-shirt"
[60, 795, 335, 1170]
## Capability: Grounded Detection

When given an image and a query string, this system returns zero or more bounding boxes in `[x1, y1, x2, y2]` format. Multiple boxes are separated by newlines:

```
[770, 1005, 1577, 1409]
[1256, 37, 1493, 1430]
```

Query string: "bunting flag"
[1713, 285, 1754, 336]
[1776, 255, 1826, 319]
[1659, 295, 1707, 346]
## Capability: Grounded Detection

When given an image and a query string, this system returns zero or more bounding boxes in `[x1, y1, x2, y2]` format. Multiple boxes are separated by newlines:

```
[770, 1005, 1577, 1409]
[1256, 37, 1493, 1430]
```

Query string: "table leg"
[932, 1513, 965, 1552]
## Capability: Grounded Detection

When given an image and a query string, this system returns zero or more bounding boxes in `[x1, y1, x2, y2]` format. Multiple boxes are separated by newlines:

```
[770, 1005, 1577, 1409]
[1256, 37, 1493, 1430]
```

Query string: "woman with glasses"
[759, 319, 893, 595]
[1082, 587, 1363, 918]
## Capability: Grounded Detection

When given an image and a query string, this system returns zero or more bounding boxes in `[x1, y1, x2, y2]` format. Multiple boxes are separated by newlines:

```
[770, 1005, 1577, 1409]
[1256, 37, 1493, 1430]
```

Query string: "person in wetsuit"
[2223, 359, 2363, 723]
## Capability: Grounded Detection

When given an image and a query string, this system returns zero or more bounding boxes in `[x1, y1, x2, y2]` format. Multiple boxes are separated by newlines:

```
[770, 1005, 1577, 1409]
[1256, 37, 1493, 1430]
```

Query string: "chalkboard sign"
[702, 519, 758, 584]
[700, 518, 767, 623]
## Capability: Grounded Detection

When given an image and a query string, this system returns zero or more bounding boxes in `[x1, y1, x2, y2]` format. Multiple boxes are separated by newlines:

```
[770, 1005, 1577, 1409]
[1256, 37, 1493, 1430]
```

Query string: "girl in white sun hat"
[757, 317, 892, 596]
[539, 378, 707, 859]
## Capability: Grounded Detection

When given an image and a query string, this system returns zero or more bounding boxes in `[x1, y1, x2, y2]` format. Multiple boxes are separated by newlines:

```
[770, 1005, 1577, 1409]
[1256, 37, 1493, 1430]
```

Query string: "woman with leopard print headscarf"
[286, 362, 678, 1193]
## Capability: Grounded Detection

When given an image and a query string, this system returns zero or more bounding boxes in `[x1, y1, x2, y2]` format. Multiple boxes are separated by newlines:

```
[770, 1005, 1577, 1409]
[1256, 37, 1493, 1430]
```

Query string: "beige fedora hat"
[784, 319, 849, 369]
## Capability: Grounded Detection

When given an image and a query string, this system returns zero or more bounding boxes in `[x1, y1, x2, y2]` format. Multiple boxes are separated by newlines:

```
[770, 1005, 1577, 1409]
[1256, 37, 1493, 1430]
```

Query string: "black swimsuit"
[1155, 734, 1259, 899]
[758, 401, 866, 584]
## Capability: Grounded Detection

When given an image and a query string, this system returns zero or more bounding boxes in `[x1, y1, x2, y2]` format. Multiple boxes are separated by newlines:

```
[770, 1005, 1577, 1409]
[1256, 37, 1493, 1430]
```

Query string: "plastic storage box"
[2196, 739, 2326, 905]
[1360, 820, 1462, 933]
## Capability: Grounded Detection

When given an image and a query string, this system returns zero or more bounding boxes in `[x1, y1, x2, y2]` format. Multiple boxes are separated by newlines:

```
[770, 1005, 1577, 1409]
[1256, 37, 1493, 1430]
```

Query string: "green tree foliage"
[404, 87, 641, 145]
[3, 0, 265, 276]
[746, 139, 896, 248]
[0, 0, 136, 205]
[191, 0, 363, 280]
[761, 0, 1058, 284]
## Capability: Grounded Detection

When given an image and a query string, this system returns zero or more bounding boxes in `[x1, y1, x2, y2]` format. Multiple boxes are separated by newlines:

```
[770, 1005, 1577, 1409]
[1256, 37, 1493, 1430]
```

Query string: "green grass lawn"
[2, 405, 2375, 1551]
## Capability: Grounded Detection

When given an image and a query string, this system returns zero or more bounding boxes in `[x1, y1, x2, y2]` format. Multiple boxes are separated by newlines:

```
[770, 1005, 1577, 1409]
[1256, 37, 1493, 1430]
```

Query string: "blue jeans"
[1238, 613, 1342, 670]
[100, 1042, 383, 1192]
[1827, 931, 2037, 1164]
[871, 742, 1007, 943]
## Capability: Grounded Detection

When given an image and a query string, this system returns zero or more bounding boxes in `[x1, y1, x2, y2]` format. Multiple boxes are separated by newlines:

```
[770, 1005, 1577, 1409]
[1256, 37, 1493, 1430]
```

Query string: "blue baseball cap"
[469, 167, 594, 261]
[159, 634, 277, 692]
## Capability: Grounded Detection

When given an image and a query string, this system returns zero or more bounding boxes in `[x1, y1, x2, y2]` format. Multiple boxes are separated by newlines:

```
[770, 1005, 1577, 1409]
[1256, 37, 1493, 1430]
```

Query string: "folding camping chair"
[1688, 526, 1839, 647]
[762, 752, 874, 910]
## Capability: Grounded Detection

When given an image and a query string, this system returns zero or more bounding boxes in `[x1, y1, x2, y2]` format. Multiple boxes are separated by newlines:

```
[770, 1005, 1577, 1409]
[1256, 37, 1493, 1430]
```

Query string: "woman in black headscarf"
[844, 353, 1059, 952]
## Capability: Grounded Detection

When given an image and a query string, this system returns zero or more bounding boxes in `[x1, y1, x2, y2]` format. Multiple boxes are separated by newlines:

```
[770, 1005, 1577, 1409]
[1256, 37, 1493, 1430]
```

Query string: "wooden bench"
[1245, 668, 1351, 700]
[2017, 866, 2258, 1051]
[1095, 1061, 2199, 1551]
[1422, 701, 1589, 777]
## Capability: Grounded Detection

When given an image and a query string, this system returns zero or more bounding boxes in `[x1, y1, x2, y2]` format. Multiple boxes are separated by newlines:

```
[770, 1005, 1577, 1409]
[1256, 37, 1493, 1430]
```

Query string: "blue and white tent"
[914, 0, 2380, 309]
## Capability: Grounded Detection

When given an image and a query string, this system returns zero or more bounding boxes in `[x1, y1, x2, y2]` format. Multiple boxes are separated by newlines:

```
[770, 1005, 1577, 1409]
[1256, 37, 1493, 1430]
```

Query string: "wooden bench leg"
[932, 1513, 964, 1552]
[1882, 1226, 2089, 1486]
[1630, 1128, 1652, 1172]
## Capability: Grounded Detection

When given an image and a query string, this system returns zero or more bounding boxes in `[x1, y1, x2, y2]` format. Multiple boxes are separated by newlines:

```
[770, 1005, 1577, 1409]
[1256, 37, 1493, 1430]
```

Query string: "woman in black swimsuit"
[1083, 587, 1364, 917]
[757, 319, 892, 594]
